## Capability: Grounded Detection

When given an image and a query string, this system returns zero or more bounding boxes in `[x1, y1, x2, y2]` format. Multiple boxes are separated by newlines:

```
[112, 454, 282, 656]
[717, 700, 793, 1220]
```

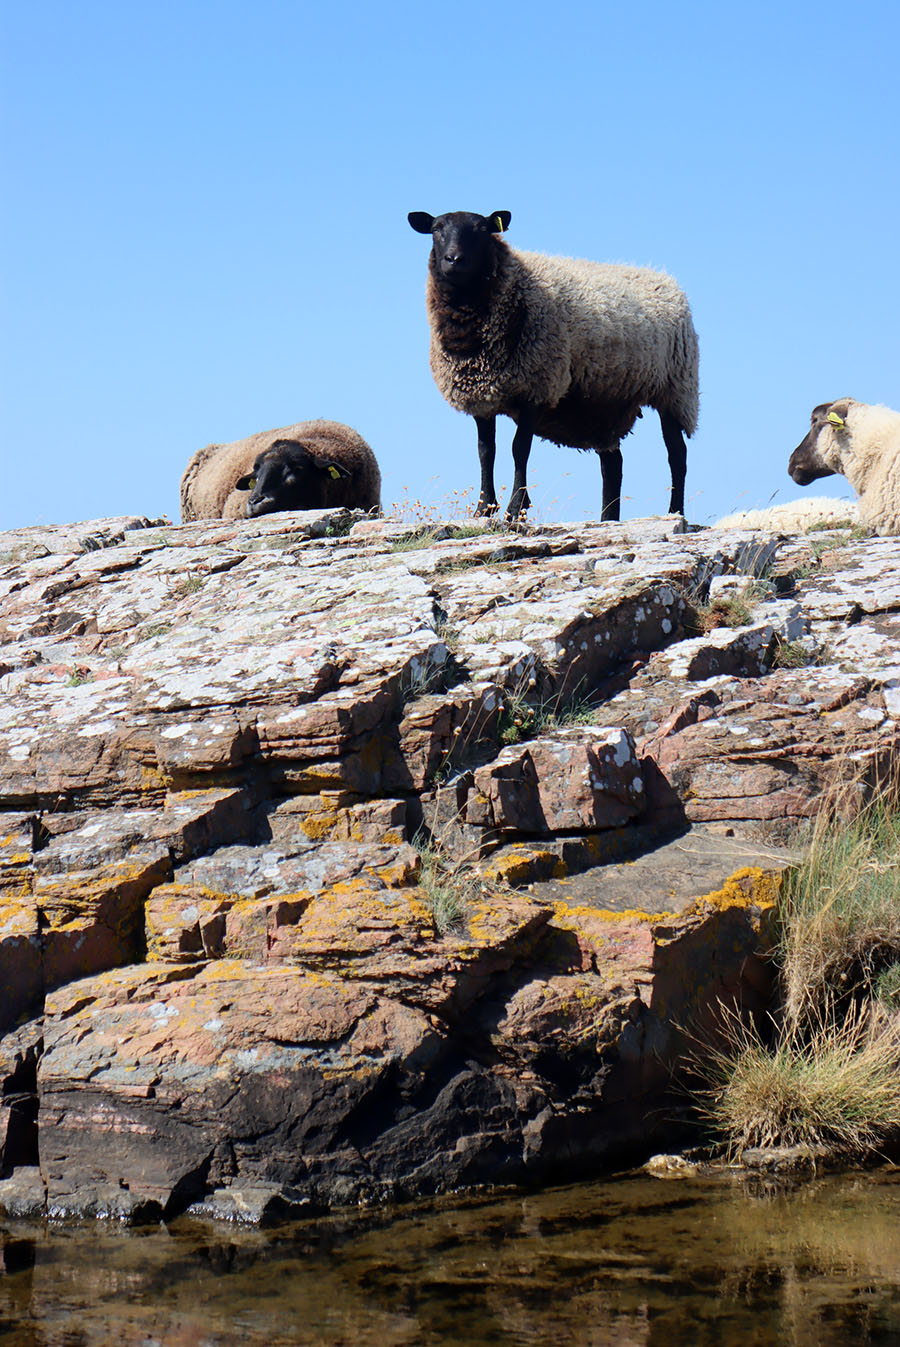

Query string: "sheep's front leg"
[660, 411, 687, 516]
[506, 410, 534, 519]
[599, 446, 623, 521]
[474, 416, 498, 516]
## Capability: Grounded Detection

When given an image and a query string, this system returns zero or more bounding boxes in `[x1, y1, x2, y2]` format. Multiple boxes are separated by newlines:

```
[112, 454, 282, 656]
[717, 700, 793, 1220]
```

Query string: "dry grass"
[686, 579, 770, 635]
[701, 1001, 900, 1156]
[415, 839, 480, 936]
[779, 790, 900, 1028]
[692, 779, 900, 1159]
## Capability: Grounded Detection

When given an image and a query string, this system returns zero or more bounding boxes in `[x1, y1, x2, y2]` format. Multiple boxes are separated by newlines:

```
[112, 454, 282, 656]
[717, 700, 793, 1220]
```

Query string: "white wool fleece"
[714, 497, 859, 532]
[816, 402, 900, 535]
[427, 245, 699, 443]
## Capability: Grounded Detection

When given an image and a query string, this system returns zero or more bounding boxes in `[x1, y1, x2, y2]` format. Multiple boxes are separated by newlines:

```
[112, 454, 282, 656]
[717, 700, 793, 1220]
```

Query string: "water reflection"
[2, 1170, 900, 1345]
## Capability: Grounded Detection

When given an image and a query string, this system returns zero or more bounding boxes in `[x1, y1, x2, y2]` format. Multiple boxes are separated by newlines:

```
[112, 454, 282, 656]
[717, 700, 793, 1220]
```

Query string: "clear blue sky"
[2, 1, 898, 531]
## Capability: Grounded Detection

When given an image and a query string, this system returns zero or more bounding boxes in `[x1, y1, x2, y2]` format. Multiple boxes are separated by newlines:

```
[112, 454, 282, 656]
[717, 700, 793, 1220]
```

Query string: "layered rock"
[1, 508, 896, 1221]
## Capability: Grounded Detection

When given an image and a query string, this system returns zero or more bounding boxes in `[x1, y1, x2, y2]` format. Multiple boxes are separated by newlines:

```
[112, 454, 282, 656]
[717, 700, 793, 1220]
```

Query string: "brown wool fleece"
[424, 241, 699, 450]
[180, 420, 381, 522]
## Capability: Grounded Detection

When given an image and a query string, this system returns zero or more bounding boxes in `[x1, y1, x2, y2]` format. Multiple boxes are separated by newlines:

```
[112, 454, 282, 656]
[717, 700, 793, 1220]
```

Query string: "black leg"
[474, 415, 498, 516]
[660, 411, 687, 516]
[599, 445, 623, 521]
[506, 410, 534, 519]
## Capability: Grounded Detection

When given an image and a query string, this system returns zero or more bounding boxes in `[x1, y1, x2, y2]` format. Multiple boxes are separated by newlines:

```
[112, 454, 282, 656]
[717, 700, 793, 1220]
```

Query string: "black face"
[788, 400, 847, 485]
[235, 440, 347, 517]
[408, 210, 511, 288]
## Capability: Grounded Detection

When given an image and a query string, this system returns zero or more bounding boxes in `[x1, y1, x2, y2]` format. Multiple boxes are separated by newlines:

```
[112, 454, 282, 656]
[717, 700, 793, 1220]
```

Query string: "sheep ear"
[827, 412, 845, 429]
[486, 211, 511, 233]
[235, 473, 256, 491]
[314, 458, 351, 480]
[408, 212, 435, 234]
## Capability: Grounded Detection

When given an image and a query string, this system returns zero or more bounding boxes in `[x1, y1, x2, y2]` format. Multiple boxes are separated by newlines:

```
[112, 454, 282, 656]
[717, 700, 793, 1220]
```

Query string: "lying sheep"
[788, 398, 900, 535]
[408, 209, 699, 521]
[180, 420, 381, 522]
[713, 496, 859, 531]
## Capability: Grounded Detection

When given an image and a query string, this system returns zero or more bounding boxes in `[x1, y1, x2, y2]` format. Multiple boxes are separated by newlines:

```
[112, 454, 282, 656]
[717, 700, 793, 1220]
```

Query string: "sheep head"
[235, 439, 351, 517]
[408, 210, 511, 289]
[789, 398, 855, 485]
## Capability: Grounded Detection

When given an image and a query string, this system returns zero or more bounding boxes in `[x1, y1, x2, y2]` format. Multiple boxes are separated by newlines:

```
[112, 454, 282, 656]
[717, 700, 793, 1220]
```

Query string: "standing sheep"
[788, 399, 900, 535]
[180, 420, 381, 522]
[408, 209, 699, 521]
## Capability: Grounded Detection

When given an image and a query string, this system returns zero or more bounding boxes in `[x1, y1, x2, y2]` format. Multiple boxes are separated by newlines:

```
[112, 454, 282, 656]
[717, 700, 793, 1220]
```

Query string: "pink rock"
[467, 728, 644, 833]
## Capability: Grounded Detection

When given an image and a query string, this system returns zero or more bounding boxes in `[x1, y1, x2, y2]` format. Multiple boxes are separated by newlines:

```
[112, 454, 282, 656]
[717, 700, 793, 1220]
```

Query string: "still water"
[2, 1169, 900, 1346]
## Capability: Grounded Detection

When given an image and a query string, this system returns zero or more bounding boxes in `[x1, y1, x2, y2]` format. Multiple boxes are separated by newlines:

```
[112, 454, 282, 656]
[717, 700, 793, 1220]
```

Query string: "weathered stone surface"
[0, 509, 897, 1218]
[467, 727, 644, 833]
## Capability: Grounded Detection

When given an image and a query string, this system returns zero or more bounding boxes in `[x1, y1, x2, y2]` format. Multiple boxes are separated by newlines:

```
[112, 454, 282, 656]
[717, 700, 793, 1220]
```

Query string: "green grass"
[65, 666, 94, 687]
[389, 521, 502, 554]
[806, 518, 859, 534]
[771, 638, 812, 669]
[499, 686, 599, 745]
[415, 840, 476, 935]
[779, 791, 900, 1027]
[875, 962, 900, 1009]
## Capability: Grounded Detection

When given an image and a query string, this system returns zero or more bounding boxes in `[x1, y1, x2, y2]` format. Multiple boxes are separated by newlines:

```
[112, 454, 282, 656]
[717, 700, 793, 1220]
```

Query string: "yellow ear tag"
[827, 412, 845, 429]
[247, 476, 256, 489]
[494, 215, 504, 232]
[327, 465, 342, 479]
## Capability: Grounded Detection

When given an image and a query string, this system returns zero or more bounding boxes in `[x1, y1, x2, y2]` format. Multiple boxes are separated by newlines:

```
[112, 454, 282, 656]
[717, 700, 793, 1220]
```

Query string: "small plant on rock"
[498, 683, 599, 745]
[415, 837, 480, 935]
[771, 638, 812, 669]
[173, 573, 204, 598]
[687, 579, 769, 635]
[64, 665, 94, 687]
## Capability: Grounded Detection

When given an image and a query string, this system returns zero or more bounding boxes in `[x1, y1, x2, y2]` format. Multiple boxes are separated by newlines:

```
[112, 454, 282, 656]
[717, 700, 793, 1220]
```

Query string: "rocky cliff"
[1, 509, 897, 1222]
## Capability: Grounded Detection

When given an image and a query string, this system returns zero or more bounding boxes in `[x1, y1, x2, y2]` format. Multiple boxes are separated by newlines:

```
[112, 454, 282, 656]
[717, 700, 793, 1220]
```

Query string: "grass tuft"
[701, 1001, 900, 1156]
[691, 779, 900, 1161]
[779, 790, 900, 1028]
[415, 839, 480, 935]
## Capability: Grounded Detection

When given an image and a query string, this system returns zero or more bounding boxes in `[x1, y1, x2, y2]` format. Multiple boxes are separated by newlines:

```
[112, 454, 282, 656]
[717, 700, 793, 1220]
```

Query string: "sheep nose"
[444, 253, 464, 269]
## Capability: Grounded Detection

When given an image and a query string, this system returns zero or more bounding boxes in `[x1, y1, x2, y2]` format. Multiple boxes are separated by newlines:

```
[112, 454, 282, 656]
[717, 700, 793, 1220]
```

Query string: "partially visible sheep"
[788, 398, 900, 535]
[408, 209, 699, 521]
[180, 420, 381, 522]
[713, 496, 859, 531]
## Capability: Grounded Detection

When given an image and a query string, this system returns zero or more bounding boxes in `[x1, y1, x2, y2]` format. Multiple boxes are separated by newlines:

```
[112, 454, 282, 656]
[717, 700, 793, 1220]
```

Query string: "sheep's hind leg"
[599, 446, 623, 521]
[506, 412, 534, 520]
[474, 416, 499, 516]
[660, 411, 687, 515]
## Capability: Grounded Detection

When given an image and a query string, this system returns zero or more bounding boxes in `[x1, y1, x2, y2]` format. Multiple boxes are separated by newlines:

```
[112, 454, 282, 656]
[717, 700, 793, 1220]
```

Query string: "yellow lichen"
[483, 849, 567, 886]
[300, 812, 340, 840]
[684, 866, 782, 916]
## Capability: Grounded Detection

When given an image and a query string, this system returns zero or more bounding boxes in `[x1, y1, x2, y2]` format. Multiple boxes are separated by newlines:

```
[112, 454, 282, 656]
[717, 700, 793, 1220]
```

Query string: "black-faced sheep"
[180, 420, 381, 522]
[408, 210, 699, 521]
[788, 398, 900, 535]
